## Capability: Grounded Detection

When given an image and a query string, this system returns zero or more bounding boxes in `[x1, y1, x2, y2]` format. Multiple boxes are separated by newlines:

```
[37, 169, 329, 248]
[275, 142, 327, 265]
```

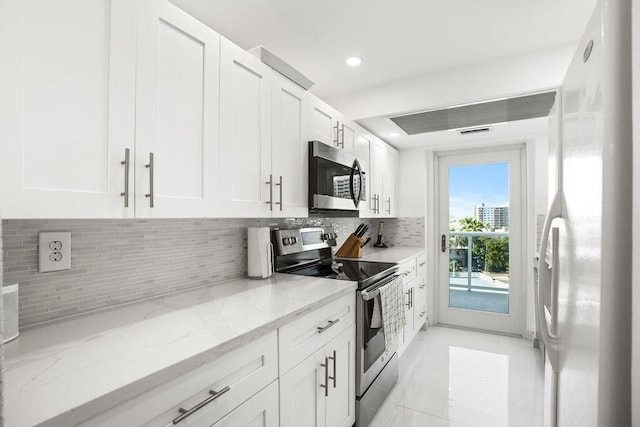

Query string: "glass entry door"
[437, 148, 524, 335]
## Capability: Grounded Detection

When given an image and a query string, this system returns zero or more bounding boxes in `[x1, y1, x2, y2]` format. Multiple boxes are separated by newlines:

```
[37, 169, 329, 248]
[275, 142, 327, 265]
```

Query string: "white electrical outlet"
[39, 231, 71, 273]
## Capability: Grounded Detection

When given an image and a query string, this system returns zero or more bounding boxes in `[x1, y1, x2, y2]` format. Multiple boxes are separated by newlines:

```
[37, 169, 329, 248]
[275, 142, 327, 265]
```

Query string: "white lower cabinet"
[280, 324, 356, 427]
[82, 331, 278, 426]
[398, 254, 427, 356]
[80, 296, 356, 427]
[414, 254, 428, 328]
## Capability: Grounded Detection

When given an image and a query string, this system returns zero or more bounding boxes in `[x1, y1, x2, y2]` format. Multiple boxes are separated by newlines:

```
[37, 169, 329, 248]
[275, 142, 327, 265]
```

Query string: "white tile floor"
[369, 326, 545, 427]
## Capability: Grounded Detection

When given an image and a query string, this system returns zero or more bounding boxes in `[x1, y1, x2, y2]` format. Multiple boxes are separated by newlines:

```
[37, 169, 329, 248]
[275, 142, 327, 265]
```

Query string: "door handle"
[145, 152, 154, 208]
[320, 357, 329, 397]
[120, 148, 130, 208]
[328, 350, 337, 388]
[275, 175, 282, 211]
[265, 174, 273, 211]
[441, 234, 448, 252]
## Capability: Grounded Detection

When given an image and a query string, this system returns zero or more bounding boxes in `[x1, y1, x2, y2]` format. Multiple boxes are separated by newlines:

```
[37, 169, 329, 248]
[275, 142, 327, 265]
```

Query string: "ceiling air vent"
[458, 127, 491, 135]
[389, 91, 556, 135]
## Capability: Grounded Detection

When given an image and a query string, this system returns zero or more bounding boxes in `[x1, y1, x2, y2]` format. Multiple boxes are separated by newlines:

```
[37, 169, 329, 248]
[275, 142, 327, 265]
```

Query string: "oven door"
[309, 141, 366, 211]
[356, 274, 400, 396]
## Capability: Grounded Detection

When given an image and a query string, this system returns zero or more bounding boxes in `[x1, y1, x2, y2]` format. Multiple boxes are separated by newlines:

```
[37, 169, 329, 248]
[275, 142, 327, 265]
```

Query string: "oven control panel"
[274, 227, 337, 255]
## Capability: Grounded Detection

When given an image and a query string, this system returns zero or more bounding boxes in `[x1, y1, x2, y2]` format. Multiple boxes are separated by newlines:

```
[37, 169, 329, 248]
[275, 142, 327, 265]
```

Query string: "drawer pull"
[419, 262, 426, 267]
[172, 386, 230, 424]
[402, 271, 409, 277]
[317, 319, 340, 334]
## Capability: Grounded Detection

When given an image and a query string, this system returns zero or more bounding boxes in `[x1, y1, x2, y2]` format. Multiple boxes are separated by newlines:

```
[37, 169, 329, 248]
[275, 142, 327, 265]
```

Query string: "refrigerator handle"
[536, 191, 563, 373]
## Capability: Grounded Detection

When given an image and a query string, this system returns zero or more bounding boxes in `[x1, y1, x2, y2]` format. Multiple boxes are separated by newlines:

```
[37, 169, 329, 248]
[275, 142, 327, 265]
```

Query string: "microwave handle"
[350, 159, 362, 208]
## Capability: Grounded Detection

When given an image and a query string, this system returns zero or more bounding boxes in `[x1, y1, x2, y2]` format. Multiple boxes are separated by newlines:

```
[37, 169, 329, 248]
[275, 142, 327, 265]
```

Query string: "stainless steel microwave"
[308, 141, 366, 215]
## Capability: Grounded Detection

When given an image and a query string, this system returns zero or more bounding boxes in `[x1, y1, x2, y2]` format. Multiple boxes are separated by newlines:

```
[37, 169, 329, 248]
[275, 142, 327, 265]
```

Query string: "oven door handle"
[361, 274, 400, 301]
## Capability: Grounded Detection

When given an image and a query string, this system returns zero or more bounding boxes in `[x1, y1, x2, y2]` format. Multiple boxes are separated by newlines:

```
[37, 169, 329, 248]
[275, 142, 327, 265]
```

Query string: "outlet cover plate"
[39, 231, 71, 273]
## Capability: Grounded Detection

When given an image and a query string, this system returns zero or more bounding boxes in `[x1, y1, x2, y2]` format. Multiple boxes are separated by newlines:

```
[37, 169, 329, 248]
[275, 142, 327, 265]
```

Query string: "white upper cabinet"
[308, 94, 356, 153]
[383, 145, 398, 217]
[271, 73, 309, 218]
[219, 38, 273, 217]
[136, 0, 220, 218]
[0, 0, 136, 218]
[309, 95, 339, 148]
[370, 137, 398, 218]
[338, 119, 357, 153]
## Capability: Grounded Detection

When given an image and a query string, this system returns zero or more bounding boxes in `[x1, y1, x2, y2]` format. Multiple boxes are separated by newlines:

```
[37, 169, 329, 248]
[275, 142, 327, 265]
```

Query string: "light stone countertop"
[4, 273, 356, 427]
[337, 246, 425, 265]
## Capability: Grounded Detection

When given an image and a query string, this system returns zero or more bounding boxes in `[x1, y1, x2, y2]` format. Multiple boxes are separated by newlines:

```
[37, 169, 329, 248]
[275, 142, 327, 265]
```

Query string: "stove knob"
[291, 237, 297, 244]
[282, 237, 290, 245]
[322, 233, 330, 241]
[330, 233, 337, 240]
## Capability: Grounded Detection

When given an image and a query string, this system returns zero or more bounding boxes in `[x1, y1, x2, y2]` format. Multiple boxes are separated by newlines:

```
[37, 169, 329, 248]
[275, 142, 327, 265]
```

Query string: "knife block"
[335, 234, 364, 258]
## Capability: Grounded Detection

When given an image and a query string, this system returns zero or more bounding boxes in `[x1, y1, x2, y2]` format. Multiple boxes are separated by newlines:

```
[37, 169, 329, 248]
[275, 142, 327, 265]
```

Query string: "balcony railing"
[449, 231, 509, 293]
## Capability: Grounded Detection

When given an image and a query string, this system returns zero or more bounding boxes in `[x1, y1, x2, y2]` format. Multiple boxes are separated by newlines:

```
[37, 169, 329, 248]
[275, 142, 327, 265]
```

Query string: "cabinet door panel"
[212, 382, 279, 427]
[219, 38, 271, 217]
[371, 138, 386, 216]
[136, 0, 219, 217]
[383, 147, 398, 217]
[0, 0, 136, 218]
[271, 74, 308, 218]
[325, 324, 356, 427]
[309, 95, 337, 147]
[279, 351, 326, 427]
[339, 120, 357, 153]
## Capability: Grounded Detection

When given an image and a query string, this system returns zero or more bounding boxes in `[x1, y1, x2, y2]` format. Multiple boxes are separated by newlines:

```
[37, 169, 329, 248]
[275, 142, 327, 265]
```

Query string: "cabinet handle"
[375, 194, 380, 214]
[386, 197, 391, 214]
[334, 121, 340, 147]
[320, 357, 329, 397]
[328, 350, 337, 388]
[411, 288, 414, 308]
[317, 318, 340, 334]
[370, 196, 376, 212]
[275, 175, 282, 211]
[145, 152, 154, 208]
[402, 271, 410, 277]
[120, 148, 130, 208]
[172, 386, 230, 425]
[419, 262, 426, 267]
[405, 290, 411, 309]
[265, 174, 273, 211]
[339, 123, 345, 148]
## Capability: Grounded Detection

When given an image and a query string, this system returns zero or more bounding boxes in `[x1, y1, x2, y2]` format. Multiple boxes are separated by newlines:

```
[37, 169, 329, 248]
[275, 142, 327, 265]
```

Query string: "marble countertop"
[4, 273, 356, 427]
[337, 246, 425, 264]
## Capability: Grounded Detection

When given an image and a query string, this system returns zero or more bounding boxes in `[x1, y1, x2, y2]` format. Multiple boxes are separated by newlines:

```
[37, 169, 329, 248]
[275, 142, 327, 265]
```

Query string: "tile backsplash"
[2, 217, 424, 327]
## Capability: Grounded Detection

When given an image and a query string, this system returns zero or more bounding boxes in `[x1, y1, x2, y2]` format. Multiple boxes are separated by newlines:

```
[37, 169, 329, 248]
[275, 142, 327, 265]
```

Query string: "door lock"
[441, 234, 448, 253]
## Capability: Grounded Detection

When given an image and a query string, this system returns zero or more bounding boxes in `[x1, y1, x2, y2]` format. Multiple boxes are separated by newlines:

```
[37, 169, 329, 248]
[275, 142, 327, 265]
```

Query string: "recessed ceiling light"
[346, 56, 362, 67]
[389, 132, 400, 137]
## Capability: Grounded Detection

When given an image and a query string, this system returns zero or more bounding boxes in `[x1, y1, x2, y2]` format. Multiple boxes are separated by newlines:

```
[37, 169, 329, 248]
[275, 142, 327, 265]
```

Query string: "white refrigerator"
[536, 0, 633, 425]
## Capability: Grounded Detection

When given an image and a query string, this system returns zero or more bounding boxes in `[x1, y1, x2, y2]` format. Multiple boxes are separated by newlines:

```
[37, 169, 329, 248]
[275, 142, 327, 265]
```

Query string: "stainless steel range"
[273, 227, 400, 427]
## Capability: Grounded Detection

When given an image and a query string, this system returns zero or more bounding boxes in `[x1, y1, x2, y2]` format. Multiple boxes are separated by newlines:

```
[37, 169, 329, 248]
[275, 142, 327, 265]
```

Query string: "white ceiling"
[171, 0, 597, 148]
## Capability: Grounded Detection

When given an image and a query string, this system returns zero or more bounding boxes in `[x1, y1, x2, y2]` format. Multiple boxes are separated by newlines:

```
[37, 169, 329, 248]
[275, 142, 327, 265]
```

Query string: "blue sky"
[449, 162, 509, 220]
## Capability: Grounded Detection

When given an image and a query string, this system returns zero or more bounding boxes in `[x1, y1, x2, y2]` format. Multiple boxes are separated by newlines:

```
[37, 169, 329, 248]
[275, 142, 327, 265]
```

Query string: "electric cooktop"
[287, 259, 398, 290]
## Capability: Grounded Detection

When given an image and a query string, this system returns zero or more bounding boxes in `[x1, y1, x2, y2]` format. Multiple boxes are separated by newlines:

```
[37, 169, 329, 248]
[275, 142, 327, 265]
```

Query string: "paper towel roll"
[247, 227, 273, 279]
